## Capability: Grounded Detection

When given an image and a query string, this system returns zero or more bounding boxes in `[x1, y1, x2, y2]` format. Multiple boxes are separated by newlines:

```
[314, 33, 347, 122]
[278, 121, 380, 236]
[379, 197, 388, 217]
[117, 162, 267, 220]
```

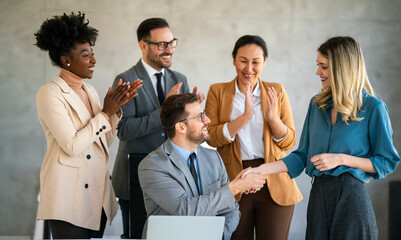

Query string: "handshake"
[227, 167, 266, 197]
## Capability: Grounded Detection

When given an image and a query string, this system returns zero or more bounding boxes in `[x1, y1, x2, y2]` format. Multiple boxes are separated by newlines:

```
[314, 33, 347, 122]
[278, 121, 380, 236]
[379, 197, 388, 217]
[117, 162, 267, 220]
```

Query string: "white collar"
[141, 58, 165, 77]
[234, 78, 261, 97]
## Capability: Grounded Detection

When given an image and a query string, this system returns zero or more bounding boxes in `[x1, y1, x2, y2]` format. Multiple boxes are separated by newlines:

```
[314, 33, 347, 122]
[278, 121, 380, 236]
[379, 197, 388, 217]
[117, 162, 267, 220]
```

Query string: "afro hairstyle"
[34, 12, 98, 67]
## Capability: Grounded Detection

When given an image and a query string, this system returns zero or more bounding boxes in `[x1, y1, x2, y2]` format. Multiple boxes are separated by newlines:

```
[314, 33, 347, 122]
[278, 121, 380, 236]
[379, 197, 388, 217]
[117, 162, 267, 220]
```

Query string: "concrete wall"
[0, 0, 400, 239]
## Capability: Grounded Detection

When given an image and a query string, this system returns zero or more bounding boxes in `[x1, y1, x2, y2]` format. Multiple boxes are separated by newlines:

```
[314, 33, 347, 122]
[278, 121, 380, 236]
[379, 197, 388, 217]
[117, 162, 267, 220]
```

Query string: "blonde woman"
[242, 36, 400, 239]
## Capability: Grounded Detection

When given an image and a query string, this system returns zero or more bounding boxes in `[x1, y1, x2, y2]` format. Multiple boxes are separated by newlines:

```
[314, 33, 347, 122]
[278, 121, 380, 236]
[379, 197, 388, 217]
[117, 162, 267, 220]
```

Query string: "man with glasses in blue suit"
[111, 18, 204, 239]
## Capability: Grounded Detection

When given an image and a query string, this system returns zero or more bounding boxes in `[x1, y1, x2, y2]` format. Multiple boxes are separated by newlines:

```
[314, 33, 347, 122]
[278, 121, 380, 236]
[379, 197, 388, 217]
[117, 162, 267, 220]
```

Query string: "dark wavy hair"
[34, 12, 98, 67]
[160, 93, 199, 139]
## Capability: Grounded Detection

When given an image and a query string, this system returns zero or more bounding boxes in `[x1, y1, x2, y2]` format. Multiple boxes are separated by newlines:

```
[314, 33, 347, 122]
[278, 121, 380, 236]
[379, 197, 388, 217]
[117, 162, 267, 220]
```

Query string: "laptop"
[146, 215, 225, 240]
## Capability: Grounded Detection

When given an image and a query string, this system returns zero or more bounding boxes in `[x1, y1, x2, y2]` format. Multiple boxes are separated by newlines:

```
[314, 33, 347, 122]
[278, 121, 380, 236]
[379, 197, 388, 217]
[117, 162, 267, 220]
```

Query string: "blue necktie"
[189, 153, 200, 193]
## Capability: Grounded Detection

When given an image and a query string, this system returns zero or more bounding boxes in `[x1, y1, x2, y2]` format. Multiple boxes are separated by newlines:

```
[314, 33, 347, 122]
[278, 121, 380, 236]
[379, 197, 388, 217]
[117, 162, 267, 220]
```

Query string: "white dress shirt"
[141, 58, 165, 97]
[223, 80, 265, 160]
[222, 80, 288, 160]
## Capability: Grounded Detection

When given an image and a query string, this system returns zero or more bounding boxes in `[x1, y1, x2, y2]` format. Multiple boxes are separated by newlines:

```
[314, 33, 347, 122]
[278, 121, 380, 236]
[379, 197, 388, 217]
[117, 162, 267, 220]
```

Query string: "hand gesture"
[166, 82, 183, 98]
[192, 86, 205, 103]
[310, 153, 342, 171]
[240, 166, 266, 180]
[264, 87, 280, 121]
[102, 79, 142, 117]
[230, 168, 265, 194]
[239, 169, 266, 194]
[243, 82, 254, 119]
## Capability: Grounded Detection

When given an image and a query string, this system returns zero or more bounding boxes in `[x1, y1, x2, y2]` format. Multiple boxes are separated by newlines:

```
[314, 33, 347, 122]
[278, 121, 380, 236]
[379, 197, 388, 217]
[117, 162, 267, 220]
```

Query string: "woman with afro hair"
[34, 12, 142, 239]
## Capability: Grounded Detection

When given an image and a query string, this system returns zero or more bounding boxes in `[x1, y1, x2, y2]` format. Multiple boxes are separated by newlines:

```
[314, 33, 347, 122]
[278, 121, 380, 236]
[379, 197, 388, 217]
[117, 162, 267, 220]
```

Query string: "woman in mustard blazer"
[205, 35, 302, 240]
[34, 12, 141, 239]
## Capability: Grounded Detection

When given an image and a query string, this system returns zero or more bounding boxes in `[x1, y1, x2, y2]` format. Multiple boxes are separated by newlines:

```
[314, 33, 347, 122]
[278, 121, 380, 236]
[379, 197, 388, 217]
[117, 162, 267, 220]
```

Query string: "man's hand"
[228, 168, 266, 196]
[166, 82, 183, 98]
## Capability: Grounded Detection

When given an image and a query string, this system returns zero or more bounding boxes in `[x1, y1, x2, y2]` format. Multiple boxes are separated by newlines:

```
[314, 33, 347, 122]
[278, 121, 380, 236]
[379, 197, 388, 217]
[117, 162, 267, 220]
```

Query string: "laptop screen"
[146, 215, 225, 240]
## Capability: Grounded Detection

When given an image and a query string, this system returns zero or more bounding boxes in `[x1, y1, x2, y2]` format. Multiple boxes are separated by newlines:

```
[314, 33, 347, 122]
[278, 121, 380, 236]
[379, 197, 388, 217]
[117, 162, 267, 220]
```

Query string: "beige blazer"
[205, 78, 302, 206]
[36, 75, 119, 230]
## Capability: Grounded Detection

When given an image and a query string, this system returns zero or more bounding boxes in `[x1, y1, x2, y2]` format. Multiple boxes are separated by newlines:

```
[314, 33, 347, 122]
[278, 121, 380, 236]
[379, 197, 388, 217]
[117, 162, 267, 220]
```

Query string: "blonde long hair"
[313, 36, 374, 123]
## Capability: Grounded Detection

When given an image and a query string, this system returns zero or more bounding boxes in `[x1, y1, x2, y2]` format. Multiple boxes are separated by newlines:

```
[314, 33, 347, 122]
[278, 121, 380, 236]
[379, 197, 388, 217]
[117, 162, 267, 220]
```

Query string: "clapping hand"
[192, 86, 205, 103]
[244, 82, 254, 119]
[264, 87, 280, 120]
[102, 79, 142, 117]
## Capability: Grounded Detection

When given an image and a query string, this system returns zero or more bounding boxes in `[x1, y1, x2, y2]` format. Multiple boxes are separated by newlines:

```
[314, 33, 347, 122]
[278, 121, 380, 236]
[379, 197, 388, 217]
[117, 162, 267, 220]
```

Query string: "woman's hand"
[228, 168, 266, 196]
[240, 160, 288, 179]
[240, 166, 266, 179]
[192, 86, 205, 103]
[102, 79, 142, 117]
[310, 153, 377, 173]
[243, 82, 254, 119]
[310, 153, 342, 171]
[264, 87, 280, 121]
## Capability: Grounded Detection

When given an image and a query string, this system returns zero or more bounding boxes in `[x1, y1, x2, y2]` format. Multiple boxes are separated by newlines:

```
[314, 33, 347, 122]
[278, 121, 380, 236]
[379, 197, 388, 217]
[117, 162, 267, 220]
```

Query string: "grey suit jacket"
[111, 60, 189, 199]
[138, 140, 240, 240]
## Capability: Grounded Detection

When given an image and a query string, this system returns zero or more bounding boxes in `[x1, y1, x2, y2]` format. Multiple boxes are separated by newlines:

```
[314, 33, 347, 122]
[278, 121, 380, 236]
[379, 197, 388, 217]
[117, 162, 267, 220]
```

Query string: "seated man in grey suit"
[138, 93, 266, 240]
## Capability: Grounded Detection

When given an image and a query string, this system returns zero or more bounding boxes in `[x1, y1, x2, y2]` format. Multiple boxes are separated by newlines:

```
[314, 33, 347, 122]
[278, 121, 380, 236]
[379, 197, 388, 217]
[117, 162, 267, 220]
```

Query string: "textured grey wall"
[0, 0, 400, 239]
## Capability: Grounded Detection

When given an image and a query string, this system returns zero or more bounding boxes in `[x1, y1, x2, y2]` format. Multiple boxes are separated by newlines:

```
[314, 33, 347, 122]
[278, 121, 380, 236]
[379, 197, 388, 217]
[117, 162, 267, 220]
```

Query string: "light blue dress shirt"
[170, 141, 202, 194]
[283, 91, 400, 183]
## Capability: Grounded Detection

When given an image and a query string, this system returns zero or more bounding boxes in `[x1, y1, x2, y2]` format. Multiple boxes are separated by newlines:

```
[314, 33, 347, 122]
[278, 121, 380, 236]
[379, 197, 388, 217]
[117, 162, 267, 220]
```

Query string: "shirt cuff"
[272, 126, 287, 143]
[223, 123, 235, 142]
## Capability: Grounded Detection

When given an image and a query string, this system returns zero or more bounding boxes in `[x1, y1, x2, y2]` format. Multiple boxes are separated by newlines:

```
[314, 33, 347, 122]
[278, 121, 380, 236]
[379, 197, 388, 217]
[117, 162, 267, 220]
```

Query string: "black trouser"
[118, 198, 129, 236]
[127, 153, 148, 239]
[307, 173, 378, 240]
[48, 209, 107, 239]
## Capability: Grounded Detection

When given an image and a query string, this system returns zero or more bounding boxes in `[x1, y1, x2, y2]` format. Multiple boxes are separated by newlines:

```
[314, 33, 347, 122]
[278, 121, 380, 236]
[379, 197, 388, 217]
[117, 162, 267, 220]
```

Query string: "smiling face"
[233, 44, 266, 92]
[183, 102, 211, 145]
[316, 51, 331, 88]
[63, 42, 96, 79]
[141, 27, 175, 71]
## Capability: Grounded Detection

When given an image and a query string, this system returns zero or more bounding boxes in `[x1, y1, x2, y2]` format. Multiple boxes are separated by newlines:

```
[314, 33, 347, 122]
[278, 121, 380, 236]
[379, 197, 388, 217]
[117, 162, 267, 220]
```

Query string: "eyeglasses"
[178, 111, 206, 123]
[143, 38, 178, 51]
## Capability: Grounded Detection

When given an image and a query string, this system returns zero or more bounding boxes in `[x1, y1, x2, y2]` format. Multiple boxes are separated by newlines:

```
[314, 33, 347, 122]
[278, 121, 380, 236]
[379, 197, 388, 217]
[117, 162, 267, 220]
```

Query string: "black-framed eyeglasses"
[178, 111, 206, 123]
[143, 38, 178, 51]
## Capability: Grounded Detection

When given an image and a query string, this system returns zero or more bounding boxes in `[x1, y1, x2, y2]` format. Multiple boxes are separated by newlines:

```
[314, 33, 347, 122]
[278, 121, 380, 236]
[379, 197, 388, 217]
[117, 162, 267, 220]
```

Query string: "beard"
[186, 125, 210, 145]
[146, 51, 172, 69]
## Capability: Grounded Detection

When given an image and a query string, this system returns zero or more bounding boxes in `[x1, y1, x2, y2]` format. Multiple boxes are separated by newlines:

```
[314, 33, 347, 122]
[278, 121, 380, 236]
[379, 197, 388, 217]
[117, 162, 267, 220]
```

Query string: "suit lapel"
[220, 78, 236, 123]
[164, 70, 174, 95]
[163, 140, 200, 196]
[52, 76, 92, 124]
[196, 147, 208, 195]
[135, 60, 159, 108]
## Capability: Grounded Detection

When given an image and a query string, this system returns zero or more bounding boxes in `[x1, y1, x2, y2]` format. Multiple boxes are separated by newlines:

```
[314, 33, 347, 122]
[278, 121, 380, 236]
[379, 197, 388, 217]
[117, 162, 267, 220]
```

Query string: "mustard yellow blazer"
[205, 78, 302, 205]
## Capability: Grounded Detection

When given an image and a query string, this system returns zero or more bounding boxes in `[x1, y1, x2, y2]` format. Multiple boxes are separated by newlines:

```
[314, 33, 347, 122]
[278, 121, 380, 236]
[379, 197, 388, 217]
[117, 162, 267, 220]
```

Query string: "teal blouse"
[283, 91, 400, 183]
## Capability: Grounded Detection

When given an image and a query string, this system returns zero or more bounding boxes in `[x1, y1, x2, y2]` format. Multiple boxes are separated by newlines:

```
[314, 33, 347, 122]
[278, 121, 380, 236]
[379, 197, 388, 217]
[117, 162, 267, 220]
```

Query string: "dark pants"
[48, 209, 107, 239]
[118, 198, 129, 236]
[307, 173, 378, 240]
[231, 159, 295, 240]
[121, 153, 148, 239]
